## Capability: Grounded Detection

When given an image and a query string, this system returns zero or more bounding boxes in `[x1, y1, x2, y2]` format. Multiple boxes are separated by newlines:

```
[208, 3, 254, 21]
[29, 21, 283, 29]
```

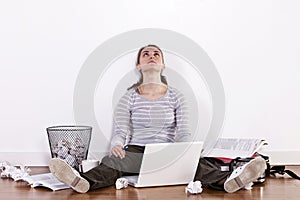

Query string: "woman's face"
[137, 47, 164, 68]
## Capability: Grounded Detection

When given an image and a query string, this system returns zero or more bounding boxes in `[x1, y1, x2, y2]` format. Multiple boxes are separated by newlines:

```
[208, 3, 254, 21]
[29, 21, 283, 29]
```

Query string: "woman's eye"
[154, 53, 160, 57]
[143, 53, 149, 57]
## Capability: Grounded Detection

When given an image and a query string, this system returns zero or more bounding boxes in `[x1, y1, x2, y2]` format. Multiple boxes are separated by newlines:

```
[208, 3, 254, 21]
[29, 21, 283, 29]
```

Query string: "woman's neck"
[142, 72, 161, 85]
[137, 83, 168, 100]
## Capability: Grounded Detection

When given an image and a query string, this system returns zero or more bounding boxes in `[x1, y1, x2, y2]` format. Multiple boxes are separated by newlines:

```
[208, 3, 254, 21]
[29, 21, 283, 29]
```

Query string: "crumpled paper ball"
[0, 161, 31, 180]
[185, 180, 203, 194]
[115, 178, 129, 190]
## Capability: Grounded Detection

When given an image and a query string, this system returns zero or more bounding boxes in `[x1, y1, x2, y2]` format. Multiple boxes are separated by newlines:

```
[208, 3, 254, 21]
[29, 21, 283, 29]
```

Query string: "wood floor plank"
[1, 166, 300, 200]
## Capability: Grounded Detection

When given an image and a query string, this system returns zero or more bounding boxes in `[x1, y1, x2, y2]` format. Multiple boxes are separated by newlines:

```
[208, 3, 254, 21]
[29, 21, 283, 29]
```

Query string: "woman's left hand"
[111, 145, 126, 159]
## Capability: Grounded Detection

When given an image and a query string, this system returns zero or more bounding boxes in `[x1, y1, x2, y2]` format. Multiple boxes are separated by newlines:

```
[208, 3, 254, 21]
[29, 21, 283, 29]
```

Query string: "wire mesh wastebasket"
[47, 125, 92, 170]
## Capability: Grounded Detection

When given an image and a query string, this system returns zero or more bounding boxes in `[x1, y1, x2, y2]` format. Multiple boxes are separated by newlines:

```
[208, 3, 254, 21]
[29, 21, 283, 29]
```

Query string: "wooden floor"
[1, 166, 300, 200]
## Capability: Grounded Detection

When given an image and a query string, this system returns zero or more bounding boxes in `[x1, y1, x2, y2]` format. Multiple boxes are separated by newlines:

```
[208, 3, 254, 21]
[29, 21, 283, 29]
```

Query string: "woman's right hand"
[111, 145, 126, 159]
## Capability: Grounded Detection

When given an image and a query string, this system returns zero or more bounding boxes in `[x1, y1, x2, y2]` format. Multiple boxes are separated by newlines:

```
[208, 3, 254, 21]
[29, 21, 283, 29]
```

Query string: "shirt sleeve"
[110, 91, 132, 149]
[173, 89, 192, 142]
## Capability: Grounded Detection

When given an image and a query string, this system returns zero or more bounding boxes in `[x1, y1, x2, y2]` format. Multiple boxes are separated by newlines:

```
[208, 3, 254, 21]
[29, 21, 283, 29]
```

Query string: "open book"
[205, 138, 268, 159]
[14, 173, 70, 191]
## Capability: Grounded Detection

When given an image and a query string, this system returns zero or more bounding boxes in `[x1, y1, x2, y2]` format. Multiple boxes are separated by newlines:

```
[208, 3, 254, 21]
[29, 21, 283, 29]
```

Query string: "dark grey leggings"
[80, 145, 145, 190]
[194, 157, 231, 190]
[81, 145, 229, 191]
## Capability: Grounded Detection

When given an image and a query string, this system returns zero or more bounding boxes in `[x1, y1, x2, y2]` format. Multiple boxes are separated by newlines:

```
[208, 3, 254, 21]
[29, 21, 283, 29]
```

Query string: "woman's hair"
[127, 44, 168, 90]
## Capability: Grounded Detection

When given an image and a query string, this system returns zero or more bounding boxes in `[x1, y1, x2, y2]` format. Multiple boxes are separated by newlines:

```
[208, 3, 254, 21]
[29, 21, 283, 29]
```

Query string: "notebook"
[122, 141, 203, 187]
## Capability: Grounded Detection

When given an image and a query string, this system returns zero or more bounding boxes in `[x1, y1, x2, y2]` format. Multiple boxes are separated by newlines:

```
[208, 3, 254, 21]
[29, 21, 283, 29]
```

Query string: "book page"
[14, 173, 51, 184]
[205, 138, 267, 159]
[16, 173, 70, 191]
[33, 177, 70, 191]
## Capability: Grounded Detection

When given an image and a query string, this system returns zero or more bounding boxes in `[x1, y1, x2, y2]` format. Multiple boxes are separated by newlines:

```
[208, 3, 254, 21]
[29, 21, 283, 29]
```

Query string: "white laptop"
[122, 141, 203, 187]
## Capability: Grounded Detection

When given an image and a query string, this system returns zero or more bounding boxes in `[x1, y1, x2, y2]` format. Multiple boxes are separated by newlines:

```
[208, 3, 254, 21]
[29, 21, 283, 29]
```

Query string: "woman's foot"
[49, 158, 90, 193]
[224, 156, 266, 193]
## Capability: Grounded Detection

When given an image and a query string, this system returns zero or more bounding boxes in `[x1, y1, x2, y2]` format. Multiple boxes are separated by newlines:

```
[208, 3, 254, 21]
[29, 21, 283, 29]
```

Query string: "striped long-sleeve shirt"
[110, 86, 191, 148]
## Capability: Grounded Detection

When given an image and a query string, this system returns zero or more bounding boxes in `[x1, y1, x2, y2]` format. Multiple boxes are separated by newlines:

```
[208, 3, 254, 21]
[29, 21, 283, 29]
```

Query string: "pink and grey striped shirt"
[110, 86, 191, 148]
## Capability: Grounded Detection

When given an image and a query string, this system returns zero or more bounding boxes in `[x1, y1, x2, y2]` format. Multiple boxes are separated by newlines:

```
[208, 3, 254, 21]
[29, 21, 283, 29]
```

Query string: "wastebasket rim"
[47, 125, 92, 131]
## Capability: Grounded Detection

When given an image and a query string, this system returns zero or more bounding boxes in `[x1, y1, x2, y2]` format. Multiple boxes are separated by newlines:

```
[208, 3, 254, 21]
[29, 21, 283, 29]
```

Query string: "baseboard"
[263, 150, 300, 165]
[0, 152, 52, 166]
[1, 151, 300, 166]
[0, 152, 107, 166]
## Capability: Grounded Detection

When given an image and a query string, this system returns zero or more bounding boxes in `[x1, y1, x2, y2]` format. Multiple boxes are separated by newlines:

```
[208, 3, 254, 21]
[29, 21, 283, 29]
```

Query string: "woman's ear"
[136, 64, 141, 71]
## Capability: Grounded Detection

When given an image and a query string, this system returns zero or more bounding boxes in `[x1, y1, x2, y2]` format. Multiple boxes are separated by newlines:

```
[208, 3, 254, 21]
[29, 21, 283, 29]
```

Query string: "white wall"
[0, 0, 299, 165]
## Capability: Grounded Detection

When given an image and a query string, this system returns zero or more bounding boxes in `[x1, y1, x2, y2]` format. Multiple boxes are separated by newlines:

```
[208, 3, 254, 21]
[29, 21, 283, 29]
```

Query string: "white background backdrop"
[0, 0, 299, 165]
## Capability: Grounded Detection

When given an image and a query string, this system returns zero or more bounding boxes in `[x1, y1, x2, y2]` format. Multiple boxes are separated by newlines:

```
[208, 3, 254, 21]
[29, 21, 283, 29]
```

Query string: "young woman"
[49, 44, 192, 193]
[110, 44, 191, 159]
[49, 45, 265, 194]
